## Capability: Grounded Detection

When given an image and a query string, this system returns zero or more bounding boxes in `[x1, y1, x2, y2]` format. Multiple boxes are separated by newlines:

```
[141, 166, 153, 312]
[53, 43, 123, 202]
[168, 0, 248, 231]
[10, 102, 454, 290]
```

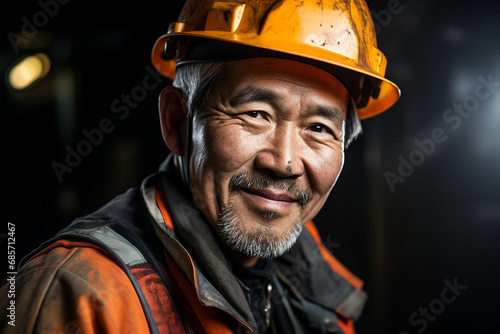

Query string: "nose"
[254, 123, 305, 178]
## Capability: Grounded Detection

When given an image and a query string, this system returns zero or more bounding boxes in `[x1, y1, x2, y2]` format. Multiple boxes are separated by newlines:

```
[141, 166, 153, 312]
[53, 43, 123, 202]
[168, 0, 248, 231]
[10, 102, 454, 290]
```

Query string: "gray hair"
[172, 62, 226, 115]
[172, 62, 362, 147]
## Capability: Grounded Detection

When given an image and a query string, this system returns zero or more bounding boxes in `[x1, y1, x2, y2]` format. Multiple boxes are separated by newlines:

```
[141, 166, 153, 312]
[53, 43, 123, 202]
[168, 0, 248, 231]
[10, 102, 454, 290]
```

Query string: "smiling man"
[1, 1, 399, 333]
[174, 58, 350, 266]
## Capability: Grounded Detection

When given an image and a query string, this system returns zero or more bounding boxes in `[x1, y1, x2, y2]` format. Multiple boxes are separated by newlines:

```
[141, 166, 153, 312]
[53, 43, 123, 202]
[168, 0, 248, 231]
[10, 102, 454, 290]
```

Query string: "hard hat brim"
[152, 31, 400, 119]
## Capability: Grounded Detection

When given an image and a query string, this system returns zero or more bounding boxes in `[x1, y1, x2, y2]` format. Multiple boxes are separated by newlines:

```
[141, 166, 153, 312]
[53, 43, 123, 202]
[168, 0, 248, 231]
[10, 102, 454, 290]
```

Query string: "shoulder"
[23, 240, 132, 294]
[1, 241, 149, 333]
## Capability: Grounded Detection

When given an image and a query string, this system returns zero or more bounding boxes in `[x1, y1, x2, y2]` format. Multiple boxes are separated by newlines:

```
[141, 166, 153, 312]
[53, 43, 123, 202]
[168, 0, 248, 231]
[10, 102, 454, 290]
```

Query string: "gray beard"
[217, 202, 303, 258]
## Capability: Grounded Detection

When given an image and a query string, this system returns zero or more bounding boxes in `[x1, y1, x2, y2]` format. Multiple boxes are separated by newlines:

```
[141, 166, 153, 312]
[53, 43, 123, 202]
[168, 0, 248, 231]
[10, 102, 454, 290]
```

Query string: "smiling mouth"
[244, 187, 296, 201]
[229, 171, 312, 209]
[240, 187, 297, 212]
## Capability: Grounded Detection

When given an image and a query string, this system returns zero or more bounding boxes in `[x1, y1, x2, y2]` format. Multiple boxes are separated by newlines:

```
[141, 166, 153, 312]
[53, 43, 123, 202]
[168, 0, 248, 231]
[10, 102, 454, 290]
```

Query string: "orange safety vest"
[2, 158, 366, 334]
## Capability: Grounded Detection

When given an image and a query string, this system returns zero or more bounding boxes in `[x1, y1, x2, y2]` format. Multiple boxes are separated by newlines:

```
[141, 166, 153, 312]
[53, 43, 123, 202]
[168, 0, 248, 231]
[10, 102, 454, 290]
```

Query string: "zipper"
[264, 282, 272, 327]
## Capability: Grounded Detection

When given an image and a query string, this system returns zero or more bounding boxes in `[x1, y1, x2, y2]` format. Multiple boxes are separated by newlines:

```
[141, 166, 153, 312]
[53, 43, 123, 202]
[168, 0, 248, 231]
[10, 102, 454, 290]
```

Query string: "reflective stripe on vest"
[56, 223, 192, 334]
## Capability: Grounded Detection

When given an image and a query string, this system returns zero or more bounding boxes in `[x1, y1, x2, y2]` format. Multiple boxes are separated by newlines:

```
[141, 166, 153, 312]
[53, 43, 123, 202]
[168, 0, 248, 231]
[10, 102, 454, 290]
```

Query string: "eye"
[245, 111, 265, 119]
[308, 124, 342, 142]
[310, 124, 329, 133]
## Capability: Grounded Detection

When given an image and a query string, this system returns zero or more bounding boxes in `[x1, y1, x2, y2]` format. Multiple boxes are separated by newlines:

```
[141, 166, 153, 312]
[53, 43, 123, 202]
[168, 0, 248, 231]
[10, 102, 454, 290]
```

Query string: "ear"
[159, 86, 188, 156]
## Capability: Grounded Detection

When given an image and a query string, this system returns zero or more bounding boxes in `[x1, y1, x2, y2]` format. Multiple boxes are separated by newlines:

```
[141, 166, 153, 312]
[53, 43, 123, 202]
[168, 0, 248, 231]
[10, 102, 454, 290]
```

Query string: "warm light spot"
[8, 53, 51, 90]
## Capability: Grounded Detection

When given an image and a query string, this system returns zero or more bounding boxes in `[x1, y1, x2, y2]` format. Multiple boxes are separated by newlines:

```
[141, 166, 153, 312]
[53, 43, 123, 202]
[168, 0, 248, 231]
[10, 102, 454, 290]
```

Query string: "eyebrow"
[229, 86, 281, 108]
[228, 85, 345, 130]
[309, 105, 346, 131]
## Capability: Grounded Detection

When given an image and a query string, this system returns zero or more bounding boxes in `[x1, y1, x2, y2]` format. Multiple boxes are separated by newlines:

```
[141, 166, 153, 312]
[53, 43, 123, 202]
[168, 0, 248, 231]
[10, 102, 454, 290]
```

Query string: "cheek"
[309, 147, 345, 195]
[192, 125, 257, 175]
[189, 120, 261, 205]
[299, 146, 344, 224]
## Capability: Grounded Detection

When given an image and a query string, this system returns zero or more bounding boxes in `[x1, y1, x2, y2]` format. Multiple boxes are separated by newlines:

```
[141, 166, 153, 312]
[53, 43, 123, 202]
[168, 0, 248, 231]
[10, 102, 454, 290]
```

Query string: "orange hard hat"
[152, 0, 400, 119]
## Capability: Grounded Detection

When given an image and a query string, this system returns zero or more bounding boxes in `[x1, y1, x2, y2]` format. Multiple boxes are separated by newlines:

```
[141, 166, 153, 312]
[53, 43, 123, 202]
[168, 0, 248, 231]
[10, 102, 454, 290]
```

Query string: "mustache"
[229, 172, 312, 208]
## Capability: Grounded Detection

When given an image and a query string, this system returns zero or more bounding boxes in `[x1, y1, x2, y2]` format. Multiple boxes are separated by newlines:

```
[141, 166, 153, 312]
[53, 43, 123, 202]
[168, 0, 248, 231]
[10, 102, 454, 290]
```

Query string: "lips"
[228, 171, 312, 210]
[243, 188, 296, 202]
[239, 187, 297, 212]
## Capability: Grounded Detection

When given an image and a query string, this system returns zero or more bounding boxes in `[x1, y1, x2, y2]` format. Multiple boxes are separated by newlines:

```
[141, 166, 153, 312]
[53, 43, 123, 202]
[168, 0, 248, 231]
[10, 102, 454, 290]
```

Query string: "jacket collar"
[142, 155, 366, 326]
[142, 155, 257, 332]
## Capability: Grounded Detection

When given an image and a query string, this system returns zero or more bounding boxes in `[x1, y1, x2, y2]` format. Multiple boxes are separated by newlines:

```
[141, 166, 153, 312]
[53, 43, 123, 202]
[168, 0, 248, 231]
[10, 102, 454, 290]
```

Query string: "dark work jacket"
[16, 155, 367, 334]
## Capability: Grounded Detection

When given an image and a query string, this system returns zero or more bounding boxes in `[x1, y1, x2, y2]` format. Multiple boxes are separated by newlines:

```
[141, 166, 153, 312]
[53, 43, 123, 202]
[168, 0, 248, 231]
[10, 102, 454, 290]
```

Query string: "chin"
[217, 202, 304, 258]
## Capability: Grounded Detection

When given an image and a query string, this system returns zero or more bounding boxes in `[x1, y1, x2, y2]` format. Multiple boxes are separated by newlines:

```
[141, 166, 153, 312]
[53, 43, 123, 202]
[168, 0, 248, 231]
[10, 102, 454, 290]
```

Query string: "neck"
[230, 251, 259, 267]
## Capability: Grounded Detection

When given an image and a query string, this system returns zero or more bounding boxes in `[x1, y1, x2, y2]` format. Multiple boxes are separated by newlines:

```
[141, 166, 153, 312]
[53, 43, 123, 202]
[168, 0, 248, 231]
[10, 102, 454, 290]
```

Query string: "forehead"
[217, 58, 349, 111]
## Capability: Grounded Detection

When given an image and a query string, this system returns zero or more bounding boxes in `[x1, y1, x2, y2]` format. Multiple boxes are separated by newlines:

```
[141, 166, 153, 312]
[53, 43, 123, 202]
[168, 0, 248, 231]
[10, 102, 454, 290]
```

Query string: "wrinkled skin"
[161, 58, 349, 266]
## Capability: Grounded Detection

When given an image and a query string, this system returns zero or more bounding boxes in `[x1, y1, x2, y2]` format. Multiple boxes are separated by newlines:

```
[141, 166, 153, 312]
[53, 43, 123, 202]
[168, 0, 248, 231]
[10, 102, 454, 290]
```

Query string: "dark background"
[1, 0, 499, 333]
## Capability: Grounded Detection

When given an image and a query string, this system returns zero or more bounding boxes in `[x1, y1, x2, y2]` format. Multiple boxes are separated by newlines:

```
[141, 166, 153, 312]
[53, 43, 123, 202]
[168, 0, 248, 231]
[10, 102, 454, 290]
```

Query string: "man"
[1, 0, 399, 333]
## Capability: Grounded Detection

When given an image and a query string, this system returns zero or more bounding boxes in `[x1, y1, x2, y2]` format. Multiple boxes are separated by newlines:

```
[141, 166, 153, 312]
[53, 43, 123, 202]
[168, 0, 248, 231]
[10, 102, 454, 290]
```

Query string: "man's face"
[188, 58, 348, 259]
